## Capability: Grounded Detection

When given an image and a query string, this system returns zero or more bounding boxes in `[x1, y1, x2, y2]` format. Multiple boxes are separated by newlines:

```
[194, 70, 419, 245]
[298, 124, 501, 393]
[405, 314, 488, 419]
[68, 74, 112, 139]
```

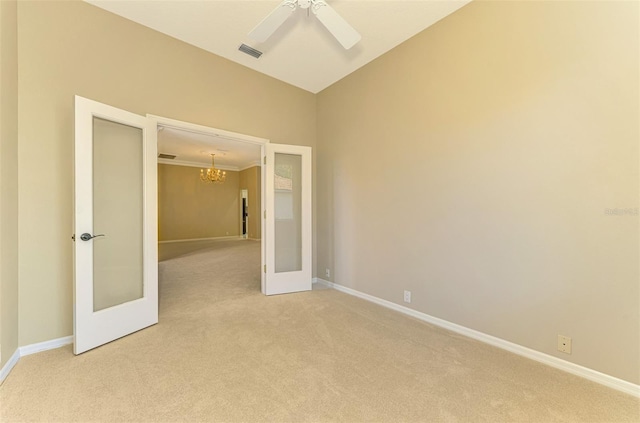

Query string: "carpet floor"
[1, 239, 638, 422]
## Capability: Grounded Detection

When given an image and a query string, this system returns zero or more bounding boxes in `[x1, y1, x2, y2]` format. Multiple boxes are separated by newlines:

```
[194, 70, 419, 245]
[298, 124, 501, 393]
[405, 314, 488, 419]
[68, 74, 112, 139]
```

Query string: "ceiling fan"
[249, 0, 361, 50]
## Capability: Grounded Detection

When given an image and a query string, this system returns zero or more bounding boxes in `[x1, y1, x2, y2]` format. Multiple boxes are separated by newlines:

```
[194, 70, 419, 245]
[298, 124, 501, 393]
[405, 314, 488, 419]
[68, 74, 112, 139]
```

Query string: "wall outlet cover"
[558, 335, 572, 354]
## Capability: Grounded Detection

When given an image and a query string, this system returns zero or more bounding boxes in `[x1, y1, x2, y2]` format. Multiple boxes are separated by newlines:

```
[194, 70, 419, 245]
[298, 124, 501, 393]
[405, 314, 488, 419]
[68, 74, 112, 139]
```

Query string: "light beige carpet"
[1, 239, 638, 422]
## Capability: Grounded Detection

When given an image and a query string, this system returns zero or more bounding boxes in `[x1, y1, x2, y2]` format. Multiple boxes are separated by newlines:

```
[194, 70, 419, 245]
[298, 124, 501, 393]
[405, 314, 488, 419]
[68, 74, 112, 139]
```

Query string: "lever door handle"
[80, 233, 105, 241]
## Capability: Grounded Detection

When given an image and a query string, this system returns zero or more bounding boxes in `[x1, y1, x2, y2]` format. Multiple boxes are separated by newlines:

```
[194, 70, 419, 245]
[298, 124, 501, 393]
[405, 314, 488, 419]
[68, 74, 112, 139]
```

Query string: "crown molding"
[157, 158, 239, 171]
[158, 158, 262, 172]
[239, 161, 262, 171]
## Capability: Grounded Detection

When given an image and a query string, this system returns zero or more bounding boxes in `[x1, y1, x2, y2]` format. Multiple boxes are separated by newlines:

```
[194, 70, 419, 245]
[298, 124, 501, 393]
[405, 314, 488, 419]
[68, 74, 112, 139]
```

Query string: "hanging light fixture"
[200, 154, 226, 184]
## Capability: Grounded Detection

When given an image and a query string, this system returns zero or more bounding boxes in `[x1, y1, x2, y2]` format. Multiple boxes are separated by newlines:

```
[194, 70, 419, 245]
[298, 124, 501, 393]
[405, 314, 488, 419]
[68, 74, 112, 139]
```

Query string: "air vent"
[239, 44, 263, 59]
[158, 153, 176, 160]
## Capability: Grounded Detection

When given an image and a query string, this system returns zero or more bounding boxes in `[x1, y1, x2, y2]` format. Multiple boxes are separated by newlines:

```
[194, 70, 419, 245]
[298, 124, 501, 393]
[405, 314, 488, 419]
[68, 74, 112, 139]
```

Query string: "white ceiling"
[157, 127, 262, 170]
[90, 0, 470, 166]
[86, 0, 471, 93]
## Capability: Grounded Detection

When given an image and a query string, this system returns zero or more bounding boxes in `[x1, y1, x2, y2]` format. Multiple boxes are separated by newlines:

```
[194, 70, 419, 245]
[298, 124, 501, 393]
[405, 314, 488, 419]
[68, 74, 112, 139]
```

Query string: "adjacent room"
[0, 0, 638, 421]
[156, 126, 262, 264]
[156, 126, 264, 319]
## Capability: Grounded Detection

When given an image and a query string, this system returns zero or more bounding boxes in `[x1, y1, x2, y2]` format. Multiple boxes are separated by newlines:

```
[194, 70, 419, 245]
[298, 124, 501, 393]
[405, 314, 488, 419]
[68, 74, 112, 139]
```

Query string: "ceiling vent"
[158, 153, 177, 159]
[239, 44, 263, 59]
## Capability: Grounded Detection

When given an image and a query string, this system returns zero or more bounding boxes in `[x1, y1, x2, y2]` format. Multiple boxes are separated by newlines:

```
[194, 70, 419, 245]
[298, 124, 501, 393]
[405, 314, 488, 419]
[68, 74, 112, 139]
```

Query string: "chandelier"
[200, 154, 226, 184]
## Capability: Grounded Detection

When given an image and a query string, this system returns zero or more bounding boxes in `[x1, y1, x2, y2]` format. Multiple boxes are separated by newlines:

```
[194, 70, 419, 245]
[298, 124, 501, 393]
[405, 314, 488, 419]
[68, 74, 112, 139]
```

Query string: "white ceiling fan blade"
[313, 2, 361, 50]
[248, 1, 297, 43]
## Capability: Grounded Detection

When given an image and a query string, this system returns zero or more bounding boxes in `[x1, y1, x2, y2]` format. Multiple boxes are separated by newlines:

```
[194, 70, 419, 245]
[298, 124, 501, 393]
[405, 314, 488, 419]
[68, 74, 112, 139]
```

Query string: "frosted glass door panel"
[92, 117, 144, 311]
[263, 143, 311, 295]
[75, 95, 157, 355]
[274, 153, 302, 273]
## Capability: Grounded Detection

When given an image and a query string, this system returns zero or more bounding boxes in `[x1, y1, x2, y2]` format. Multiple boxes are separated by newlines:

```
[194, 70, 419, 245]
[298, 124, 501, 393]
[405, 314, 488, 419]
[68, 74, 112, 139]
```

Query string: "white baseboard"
[19, 336, 73, 357]
[159, 236, 241, 244]
[315, 278, 640, 398]
[0, 348, 20, 385]
[0, 336, 73, 385]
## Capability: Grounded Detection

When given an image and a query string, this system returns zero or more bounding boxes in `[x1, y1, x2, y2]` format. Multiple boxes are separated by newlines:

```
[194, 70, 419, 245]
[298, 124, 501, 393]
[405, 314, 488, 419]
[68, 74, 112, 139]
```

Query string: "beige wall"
[10, 0, 638, 387]
[158, 164, 241, 241]
[239, 166, 261, 240]
[0, 0, 19, 369]
[17, 0, 316, 346]
[317, 1, 639, 384]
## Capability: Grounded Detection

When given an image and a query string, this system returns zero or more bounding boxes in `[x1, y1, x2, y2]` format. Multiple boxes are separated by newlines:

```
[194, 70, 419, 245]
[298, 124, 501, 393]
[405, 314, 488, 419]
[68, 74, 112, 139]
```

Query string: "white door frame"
[147, 115, 269, 292]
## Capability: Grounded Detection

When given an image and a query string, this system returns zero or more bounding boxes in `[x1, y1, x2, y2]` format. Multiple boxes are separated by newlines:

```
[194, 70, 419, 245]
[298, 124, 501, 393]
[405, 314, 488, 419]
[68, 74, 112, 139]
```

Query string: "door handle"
[80, 233, 105, 241]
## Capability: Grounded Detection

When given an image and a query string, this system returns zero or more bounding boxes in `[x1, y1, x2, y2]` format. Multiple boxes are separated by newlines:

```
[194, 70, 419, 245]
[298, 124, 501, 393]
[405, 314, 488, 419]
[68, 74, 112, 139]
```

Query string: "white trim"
[239, 162, 262, 171]
[149, 115, 269, 146]
[315, 278, 640, 398]
[1, 336, 74, 384]
[157, 158, 260, 171]
[19, 336, 73, 357]
[0, 349, 20, 384]
[157, 158, 240, 171]
[159, 236, 243, 244]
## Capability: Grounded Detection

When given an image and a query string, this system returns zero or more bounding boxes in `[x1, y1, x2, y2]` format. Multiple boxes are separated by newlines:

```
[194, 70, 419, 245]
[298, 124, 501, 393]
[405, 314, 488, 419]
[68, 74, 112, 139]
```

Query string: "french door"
[73, 96, 158, 354]
[73, 99, 310, 353]
[264, 143, 312, 295]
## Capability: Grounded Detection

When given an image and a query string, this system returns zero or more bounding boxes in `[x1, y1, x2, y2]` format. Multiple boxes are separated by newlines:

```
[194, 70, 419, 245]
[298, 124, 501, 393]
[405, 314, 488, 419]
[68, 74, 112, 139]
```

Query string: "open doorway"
[148, 114, 313, 297]
[152, 116, 266, 297]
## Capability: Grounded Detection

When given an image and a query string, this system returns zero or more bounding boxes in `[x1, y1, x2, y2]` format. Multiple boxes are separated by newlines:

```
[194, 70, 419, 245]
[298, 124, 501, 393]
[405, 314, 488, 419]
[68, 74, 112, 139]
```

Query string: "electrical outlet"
[325, 268, 331, 278]
[558, 335, 572, 354]
[403, 290, 411, 303]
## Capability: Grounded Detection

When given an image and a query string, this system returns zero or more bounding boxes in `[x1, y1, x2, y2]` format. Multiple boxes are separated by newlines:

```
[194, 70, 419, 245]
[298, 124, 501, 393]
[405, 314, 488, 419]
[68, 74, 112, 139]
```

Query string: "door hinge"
[263, 156, 266, 165]
[264, 210, 266, 219]
[263, 264, 266, 273]
[71, 234, 75, 241]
